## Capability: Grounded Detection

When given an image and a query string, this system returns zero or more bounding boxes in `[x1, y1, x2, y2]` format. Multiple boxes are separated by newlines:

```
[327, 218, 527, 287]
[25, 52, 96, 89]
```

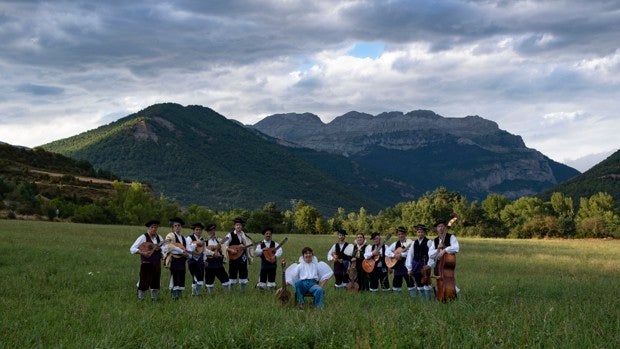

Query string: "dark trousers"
[259, 267, 277, 283]
[392, 273, 415, 288]
[334, 261, 350, 285]
[229, 259, 248, 280]
[170, 257, 186, 289]
[188, 259, 205, 284]
[138, 262, 161, 291]
[356, 265, 370, 291]
[369, 267, 390, 290]
[205, 267, 230, 284]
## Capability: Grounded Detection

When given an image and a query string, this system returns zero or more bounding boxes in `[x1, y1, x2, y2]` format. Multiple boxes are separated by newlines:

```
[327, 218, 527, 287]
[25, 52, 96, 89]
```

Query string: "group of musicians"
[130, 216, 459, 302]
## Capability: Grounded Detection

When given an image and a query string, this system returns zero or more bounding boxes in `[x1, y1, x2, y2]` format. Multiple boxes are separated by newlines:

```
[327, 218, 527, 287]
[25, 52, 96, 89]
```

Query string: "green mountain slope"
[538, 149, 620, 208]
[42, 103, 379, 213]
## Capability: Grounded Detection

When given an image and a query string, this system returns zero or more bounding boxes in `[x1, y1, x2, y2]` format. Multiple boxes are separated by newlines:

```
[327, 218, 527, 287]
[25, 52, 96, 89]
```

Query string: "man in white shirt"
[287, 247, 333, 310]
[254, 227, 283, 290]
[406, 224, 434, 300]
[129, 219, 163, 301]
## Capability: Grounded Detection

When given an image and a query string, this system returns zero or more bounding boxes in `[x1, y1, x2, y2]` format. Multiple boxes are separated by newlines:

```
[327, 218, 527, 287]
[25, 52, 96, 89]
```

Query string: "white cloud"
[0, 0, 619, 163]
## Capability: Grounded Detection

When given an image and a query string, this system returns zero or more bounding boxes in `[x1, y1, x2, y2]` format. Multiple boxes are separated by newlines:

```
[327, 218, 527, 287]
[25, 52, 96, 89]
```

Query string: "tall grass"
[0, 220, 618, 348]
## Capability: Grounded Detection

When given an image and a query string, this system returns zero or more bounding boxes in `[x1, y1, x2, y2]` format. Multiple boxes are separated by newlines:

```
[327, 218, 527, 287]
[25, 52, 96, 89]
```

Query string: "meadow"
[0, 219, 618, 349]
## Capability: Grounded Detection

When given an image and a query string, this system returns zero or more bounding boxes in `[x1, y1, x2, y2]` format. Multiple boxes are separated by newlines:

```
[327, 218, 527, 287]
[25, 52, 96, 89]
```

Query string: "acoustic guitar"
[263, 237, 288, 263]
[276, 259, 291, 306]
[362, 234, 392, 273]
[385, 241, 412, 269]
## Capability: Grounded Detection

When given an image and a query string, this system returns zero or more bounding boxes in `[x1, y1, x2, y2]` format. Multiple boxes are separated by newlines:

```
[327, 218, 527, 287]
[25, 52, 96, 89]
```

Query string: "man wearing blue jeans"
[288, 247, 333, 309]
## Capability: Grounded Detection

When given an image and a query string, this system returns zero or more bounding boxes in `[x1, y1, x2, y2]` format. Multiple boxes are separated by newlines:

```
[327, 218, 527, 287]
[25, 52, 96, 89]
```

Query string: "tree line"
[1, 177, 617, 239]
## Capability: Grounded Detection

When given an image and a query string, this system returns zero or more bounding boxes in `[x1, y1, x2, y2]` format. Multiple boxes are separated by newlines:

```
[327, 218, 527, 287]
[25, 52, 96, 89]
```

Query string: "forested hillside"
[539, 149, 620, 210]
[42, 103, 381, 213]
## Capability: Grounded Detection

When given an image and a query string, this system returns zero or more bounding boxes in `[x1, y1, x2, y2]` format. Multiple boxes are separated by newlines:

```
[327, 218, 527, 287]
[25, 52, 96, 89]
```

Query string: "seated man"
[285, 247, 333, 309]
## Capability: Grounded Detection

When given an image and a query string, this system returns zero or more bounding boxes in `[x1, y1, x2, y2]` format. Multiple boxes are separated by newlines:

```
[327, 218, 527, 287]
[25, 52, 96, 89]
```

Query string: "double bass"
[435, 214, 458, 302]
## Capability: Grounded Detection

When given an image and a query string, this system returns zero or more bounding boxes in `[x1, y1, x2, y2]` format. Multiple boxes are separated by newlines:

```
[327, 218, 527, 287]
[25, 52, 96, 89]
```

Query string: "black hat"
[434, 219, 447, 227]
[336, 229, 347, 235]
[262, 227, 273, 235]
[145, 219, 160, 227]
[397, 226, 407, 233]
[205, 224, 217, 231]
[414, 224, 428, 231]
[169, 217, 185, 226]
[190, 222, 205, 229]
[233, 217, 245, 224]
[370, 232, 380, 240]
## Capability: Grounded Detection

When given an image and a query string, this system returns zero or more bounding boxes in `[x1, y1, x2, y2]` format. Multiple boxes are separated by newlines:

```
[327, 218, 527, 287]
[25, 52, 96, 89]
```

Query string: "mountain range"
[40, 103, 581, 213]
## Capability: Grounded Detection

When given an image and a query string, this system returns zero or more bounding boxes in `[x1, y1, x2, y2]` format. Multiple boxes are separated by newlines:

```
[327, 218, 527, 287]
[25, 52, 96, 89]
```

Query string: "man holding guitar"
[363, 232, 391, 292]
[385, 227, 415, 293]
[186, 222, 207, 296]
[204, 224, 231, 294]
[163, 217, 190, 300]
[405, 224, 434, 300]
[223, 217, 252, 292]
[129, 219, 163, 301]
[326, 229, 352, 289]
[254, 227, 285, 291]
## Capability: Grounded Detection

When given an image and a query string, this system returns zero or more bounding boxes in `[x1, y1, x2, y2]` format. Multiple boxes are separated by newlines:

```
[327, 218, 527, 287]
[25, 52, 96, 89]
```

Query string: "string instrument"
[169, 242, 187, 258]
[263, 237, 288, 263]
[191, 240, 205, 256]
[276, 259, 291, 305]
[362, 234, 392, 273]
[138, 241, 161, 258]
[228, 241, 261, 261]
[385, 241, 412, 269]
[206, 236, 230, 258]
[435, 214, 458, 302]
[420, 265, 432, 286]
[346, 256, 359, 293]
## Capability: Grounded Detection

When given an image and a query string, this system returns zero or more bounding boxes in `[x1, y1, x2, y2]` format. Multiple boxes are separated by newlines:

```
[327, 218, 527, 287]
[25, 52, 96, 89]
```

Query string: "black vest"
[414, 238, 430, 263]
[259, 241, 276, 268]
[433, 234, 452, 249]
[335, 242, 351, 261]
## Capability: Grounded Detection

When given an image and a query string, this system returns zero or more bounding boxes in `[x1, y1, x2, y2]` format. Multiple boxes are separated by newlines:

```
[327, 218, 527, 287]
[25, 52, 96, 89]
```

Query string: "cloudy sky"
[1, 0, 619, 171]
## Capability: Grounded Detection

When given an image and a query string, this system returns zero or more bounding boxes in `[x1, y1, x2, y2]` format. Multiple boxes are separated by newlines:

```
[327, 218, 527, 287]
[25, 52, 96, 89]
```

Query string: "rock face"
[252, 110, 579, 200]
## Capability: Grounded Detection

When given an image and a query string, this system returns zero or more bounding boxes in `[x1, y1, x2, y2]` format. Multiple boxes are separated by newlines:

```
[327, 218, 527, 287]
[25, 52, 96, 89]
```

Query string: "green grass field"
[0, 219, 618, 348]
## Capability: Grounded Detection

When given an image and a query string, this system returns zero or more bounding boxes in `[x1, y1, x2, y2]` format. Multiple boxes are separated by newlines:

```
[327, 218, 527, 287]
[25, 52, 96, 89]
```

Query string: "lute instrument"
[138, 241, 161, 258]
[263, 237, 288, 263]
[191, 240, 205, 256]
[276, 258, 292, 305]
[206, 236, 230, 257]
[228, 240, 261, 261]
[362, 234, 392, 273]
